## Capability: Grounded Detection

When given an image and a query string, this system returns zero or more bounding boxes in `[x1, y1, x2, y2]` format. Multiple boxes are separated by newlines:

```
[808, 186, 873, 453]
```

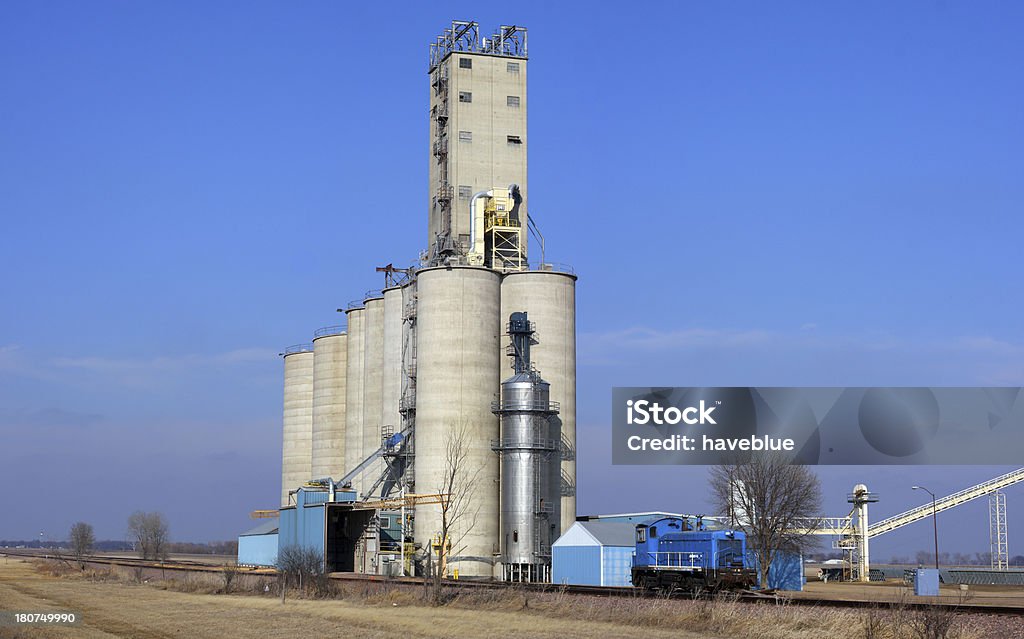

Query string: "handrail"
[490, 437, 559, 452]
[526, 262, 575, 275]
[491, 399, 560, 413]
[313, 325, 346, 339]
[283, 343, 313, 355]
[636, 551, 706, 569]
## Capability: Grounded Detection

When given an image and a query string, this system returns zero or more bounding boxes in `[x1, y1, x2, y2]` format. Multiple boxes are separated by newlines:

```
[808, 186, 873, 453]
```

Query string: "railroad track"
[5, 550, 1022, 616]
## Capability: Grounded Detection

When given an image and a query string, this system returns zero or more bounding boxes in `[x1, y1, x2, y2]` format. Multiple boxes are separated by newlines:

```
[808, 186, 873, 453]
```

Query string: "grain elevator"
[276, 20, 576, 581]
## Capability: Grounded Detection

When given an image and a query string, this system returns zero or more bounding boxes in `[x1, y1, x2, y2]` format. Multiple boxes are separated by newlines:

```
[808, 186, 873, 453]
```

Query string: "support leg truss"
[990, 491, 1008, 570]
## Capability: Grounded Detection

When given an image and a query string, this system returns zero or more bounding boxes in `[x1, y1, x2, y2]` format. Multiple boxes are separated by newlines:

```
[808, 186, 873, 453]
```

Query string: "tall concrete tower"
[427, 22, 528, 264]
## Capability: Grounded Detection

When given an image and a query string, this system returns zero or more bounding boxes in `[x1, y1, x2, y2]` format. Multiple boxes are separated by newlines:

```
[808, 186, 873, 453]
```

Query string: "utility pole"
[913, 485, 939, 570]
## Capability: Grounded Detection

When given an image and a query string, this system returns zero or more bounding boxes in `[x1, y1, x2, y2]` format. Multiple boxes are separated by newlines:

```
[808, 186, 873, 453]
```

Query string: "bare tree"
[126, 511, 170, 561]
[276, 545, 328, 600]
[709, 454, 822, 588]
[221, 563, 239, 594]
[430, 420, 484, 603]
[69, 521, 95, 568]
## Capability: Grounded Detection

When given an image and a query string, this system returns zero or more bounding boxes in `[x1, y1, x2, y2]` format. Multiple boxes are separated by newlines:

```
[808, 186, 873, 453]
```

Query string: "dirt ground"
[1, 557, 1021, 639]
[792, 579, 1024, 607]
[0, 558, 715, 639]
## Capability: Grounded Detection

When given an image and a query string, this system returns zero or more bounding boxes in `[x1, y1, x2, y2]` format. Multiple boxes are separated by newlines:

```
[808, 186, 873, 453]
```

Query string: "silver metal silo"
[492, 312, 560, 582]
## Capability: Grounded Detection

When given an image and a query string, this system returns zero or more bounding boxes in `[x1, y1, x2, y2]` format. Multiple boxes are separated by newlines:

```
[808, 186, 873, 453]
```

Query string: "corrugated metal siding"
[278, 504, 326, 557]
[768, 552, 804, 591]
[552, 546, 602, 586]
[749, 551, 804, 591]
[602, 547, 634, 587]
[303, 491, 330, 505]
[238, 533, 278, 567]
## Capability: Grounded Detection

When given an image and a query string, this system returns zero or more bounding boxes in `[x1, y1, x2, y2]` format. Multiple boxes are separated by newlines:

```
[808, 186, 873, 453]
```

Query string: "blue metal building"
[237, 520, 279, 567]
[552, 521, 635, 587]
[749, 552, 805, 591]
[275, 486, 375, 572]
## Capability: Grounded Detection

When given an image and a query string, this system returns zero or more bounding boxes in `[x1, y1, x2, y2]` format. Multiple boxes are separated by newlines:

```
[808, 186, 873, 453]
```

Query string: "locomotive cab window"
[650, 526, 657, 537]
[636, 528, 646, 543]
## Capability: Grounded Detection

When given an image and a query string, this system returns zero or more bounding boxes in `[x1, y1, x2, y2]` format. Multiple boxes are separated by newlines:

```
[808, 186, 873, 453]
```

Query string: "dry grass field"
[0, 557, 1018, 639]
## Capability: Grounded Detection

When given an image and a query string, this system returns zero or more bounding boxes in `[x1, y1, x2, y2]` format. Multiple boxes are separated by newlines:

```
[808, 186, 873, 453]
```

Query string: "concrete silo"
[414, 266, 502, 578]
[311, 328, 347, 480]
[500, 269, 577, 534]
[361, 296, 385, 492]
[270, 22, 579, 581]
[344, 307, 366, 490]
[382, 287, 404, 437]
[281, 346, 314, 506]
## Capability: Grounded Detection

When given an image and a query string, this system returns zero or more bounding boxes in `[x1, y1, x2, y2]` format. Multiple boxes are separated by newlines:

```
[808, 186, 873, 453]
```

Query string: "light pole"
[912, 485, 939, 570]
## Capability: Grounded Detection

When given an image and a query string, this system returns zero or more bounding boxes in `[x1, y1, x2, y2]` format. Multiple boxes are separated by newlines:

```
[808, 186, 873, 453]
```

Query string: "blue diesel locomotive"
[631, 517, 757, 592]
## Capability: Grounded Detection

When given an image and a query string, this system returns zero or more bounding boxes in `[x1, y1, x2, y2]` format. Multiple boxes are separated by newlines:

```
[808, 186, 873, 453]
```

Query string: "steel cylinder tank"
[344, 307, 366, 489]
[311, 329, 347, 480]
[281, 346, 314, 506]
[500, 270, 577, 534]
[493, 312, 560, 582]
[361, 296, 385, 493]
[496, 374, 557, 574]
[414, 266, 502, 578]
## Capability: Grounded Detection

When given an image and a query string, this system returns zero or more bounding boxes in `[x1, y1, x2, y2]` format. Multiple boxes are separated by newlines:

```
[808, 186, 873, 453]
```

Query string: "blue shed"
[748, 551, 805, 591]
[552, 521, 635, 587]
[237, 520, 279, 567]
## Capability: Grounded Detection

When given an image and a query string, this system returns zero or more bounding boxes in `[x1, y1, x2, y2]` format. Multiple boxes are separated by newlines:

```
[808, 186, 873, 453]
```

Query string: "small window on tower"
[459, 91, 472, 103]
[458, 185, 472, 199]
[507, 95, 520, 108]
[507, 135, 522, 145]
[507, 62, 519, 73]
[458, 131, 472, 142]
[459, 57, 472, 69]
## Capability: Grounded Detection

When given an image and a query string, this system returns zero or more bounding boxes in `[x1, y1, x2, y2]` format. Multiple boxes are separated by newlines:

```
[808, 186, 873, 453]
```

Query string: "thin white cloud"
[0, 344, 23, 368]
[950, 336, 1024, 356]
[580, 326, 776, 353]
[578, 325, 1024, 384]
[51, 348, 278, 373]
[0, 345, 279, 391]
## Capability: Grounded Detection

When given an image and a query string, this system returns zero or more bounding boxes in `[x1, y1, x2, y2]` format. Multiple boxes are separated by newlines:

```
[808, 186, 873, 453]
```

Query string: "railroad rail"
[4, 550, 1022, 617]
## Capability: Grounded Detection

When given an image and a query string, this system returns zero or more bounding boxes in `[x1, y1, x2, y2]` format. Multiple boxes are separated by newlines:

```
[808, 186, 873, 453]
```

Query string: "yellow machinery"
[360, 492, 447, 510]
[467, 186, 526, 271]
[249, 493, 444, 519]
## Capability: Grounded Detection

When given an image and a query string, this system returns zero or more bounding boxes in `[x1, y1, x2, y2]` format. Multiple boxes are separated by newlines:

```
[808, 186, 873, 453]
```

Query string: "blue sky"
[1, 2, 1022, 559]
